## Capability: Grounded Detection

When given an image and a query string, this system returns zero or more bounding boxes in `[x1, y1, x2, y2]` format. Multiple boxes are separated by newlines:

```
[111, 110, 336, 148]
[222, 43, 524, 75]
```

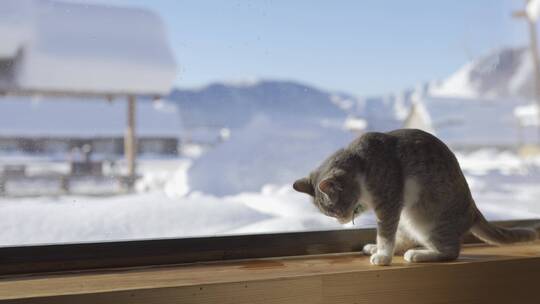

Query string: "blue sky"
[95, 0, 526, 96]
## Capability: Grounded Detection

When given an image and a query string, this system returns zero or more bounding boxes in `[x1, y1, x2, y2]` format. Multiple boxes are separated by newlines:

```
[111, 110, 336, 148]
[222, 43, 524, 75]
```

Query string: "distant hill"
[168, 80, 355, 129]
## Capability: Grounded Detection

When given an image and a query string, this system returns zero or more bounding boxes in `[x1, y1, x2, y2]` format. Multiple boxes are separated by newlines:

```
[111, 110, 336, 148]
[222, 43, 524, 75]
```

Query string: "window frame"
[1, 218, 537, 277]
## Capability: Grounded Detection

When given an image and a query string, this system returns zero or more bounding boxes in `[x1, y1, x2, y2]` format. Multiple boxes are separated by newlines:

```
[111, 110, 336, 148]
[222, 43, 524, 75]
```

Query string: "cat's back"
[387, 128, 447, 150]
[348, 129, 462, 176]
[350, 129, 446, 156]
[386, 128, 466, 184]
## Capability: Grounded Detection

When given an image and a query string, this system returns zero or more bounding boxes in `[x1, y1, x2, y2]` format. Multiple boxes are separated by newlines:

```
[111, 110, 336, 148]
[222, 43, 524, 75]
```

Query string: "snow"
[1, 150, 539, 246]
[429, 48, 531, 100]
[361, 95, 404, 132]
[0, 192, 270, 245]
[137, 159, 191, 197]
[429, 61, 479, 99]
[408, 97, 524, 147]
[330, 94, 356, 111]
[515, 103, 539, 126]
[403, 89, 435, 134]
[0, 96, 182, 138]
[343, 116, 367, 132]
[170, 80, 354, 196]
[0, 77, 540, 245]
[188, 114, 354, 196]
[352, 87, 527, 148]
[0, 0, 176, 94]
[1, 42, 540, 246]
[528, 0, 540, 21]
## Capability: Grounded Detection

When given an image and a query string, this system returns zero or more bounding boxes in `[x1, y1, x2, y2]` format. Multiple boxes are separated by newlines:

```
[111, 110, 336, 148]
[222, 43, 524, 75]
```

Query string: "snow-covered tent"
[0, 0, 176, 95]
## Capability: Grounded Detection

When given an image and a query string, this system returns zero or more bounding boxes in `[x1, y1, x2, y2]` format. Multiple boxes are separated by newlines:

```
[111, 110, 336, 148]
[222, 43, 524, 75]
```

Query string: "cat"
[293, 129, 537, 266]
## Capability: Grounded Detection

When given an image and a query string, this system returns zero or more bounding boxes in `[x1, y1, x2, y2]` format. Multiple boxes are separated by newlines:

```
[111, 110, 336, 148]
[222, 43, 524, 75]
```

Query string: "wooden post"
[125, 95, 137, 189]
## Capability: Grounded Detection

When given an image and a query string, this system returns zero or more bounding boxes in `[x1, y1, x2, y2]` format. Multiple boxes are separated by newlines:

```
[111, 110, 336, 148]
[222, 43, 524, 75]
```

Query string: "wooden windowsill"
[1, 242, 540, 303]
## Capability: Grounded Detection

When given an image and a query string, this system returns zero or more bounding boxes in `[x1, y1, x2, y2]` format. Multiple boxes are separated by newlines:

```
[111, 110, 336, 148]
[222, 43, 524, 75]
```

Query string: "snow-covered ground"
[1, 149, 539, 246]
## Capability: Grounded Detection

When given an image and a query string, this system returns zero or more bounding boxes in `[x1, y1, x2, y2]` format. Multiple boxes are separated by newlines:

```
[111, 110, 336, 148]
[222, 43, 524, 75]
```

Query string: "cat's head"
[293, 162, 363, 224]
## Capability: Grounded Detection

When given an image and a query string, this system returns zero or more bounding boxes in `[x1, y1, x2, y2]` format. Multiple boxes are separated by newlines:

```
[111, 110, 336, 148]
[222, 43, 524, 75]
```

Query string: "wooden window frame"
[1, 219, 538, 276]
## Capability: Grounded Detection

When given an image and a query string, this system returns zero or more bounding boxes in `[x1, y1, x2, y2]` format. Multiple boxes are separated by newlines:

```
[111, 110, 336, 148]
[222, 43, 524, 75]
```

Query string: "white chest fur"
[402, 177, 421, 209]
[400, 177, 431, 243]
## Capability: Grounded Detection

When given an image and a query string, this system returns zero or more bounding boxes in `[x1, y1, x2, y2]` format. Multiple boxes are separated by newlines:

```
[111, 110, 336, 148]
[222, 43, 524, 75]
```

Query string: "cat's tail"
[470, 205, 538, 245]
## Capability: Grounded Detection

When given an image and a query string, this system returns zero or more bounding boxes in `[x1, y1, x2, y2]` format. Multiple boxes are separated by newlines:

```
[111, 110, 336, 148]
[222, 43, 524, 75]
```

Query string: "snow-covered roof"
[0, 97, 182, 138]
[0, 0, 176, 95]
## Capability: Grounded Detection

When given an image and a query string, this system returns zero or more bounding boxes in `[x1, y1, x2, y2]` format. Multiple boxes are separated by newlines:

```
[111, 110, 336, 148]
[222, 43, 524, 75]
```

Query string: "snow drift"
[188, 115, 354, 196]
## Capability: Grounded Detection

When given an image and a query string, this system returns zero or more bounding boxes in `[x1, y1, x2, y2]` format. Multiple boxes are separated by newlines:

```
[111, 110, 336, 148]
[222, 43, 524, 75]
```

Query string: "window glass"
[1, 0, 539, 246]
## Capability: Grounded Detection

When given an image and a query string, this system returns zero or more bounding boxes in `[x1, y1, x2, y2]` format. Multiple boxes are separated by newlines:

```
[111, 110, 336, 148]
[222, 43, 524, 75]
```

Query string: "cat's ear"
[318, 178, 343, 197]
[293, 177, 314, 196]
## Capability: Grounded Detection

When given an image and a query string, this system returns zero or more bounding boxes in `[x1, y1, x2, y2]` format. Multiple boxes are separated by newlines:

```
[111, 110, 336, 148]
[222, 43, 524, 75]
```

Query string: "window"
[0, 0, 539, 249]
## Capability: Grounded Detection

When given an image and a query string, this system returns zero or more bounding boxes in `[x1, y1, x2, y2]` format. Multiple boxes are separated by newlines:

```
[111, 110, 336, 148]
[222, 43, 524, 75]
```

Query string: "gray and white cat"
[293, 129, 537, 266]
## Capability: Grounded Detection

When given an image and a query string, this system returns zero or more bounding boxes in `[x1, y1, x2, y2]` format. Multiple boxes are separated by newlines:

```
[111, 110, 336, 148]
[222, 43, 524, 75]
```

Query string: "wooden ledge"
[2, 242, 540, 303]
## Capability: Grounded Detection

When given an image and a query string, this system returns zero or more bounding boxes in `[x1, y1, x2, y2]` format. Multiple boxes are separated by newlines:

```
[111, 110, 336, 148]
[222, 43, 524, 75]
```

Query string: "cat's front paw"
[362, 244, 377, 255]
[370, 253, 392, 266]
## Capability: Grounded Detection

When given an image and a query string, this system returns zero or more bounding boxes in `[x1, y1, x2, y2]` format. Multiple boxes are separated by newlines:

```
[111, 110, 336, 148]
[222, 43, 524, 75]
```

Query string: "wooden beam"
[2, 242, 540, 303]
[125, 95, 137, 188]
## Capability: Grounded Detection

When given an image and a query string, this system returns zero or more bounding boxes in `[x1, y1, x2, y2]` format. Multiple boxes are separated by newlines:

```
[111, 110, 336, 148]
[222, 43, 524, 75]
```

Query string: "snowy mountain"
[169, 80, 354, 129]
[430, 47, 534, 100]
